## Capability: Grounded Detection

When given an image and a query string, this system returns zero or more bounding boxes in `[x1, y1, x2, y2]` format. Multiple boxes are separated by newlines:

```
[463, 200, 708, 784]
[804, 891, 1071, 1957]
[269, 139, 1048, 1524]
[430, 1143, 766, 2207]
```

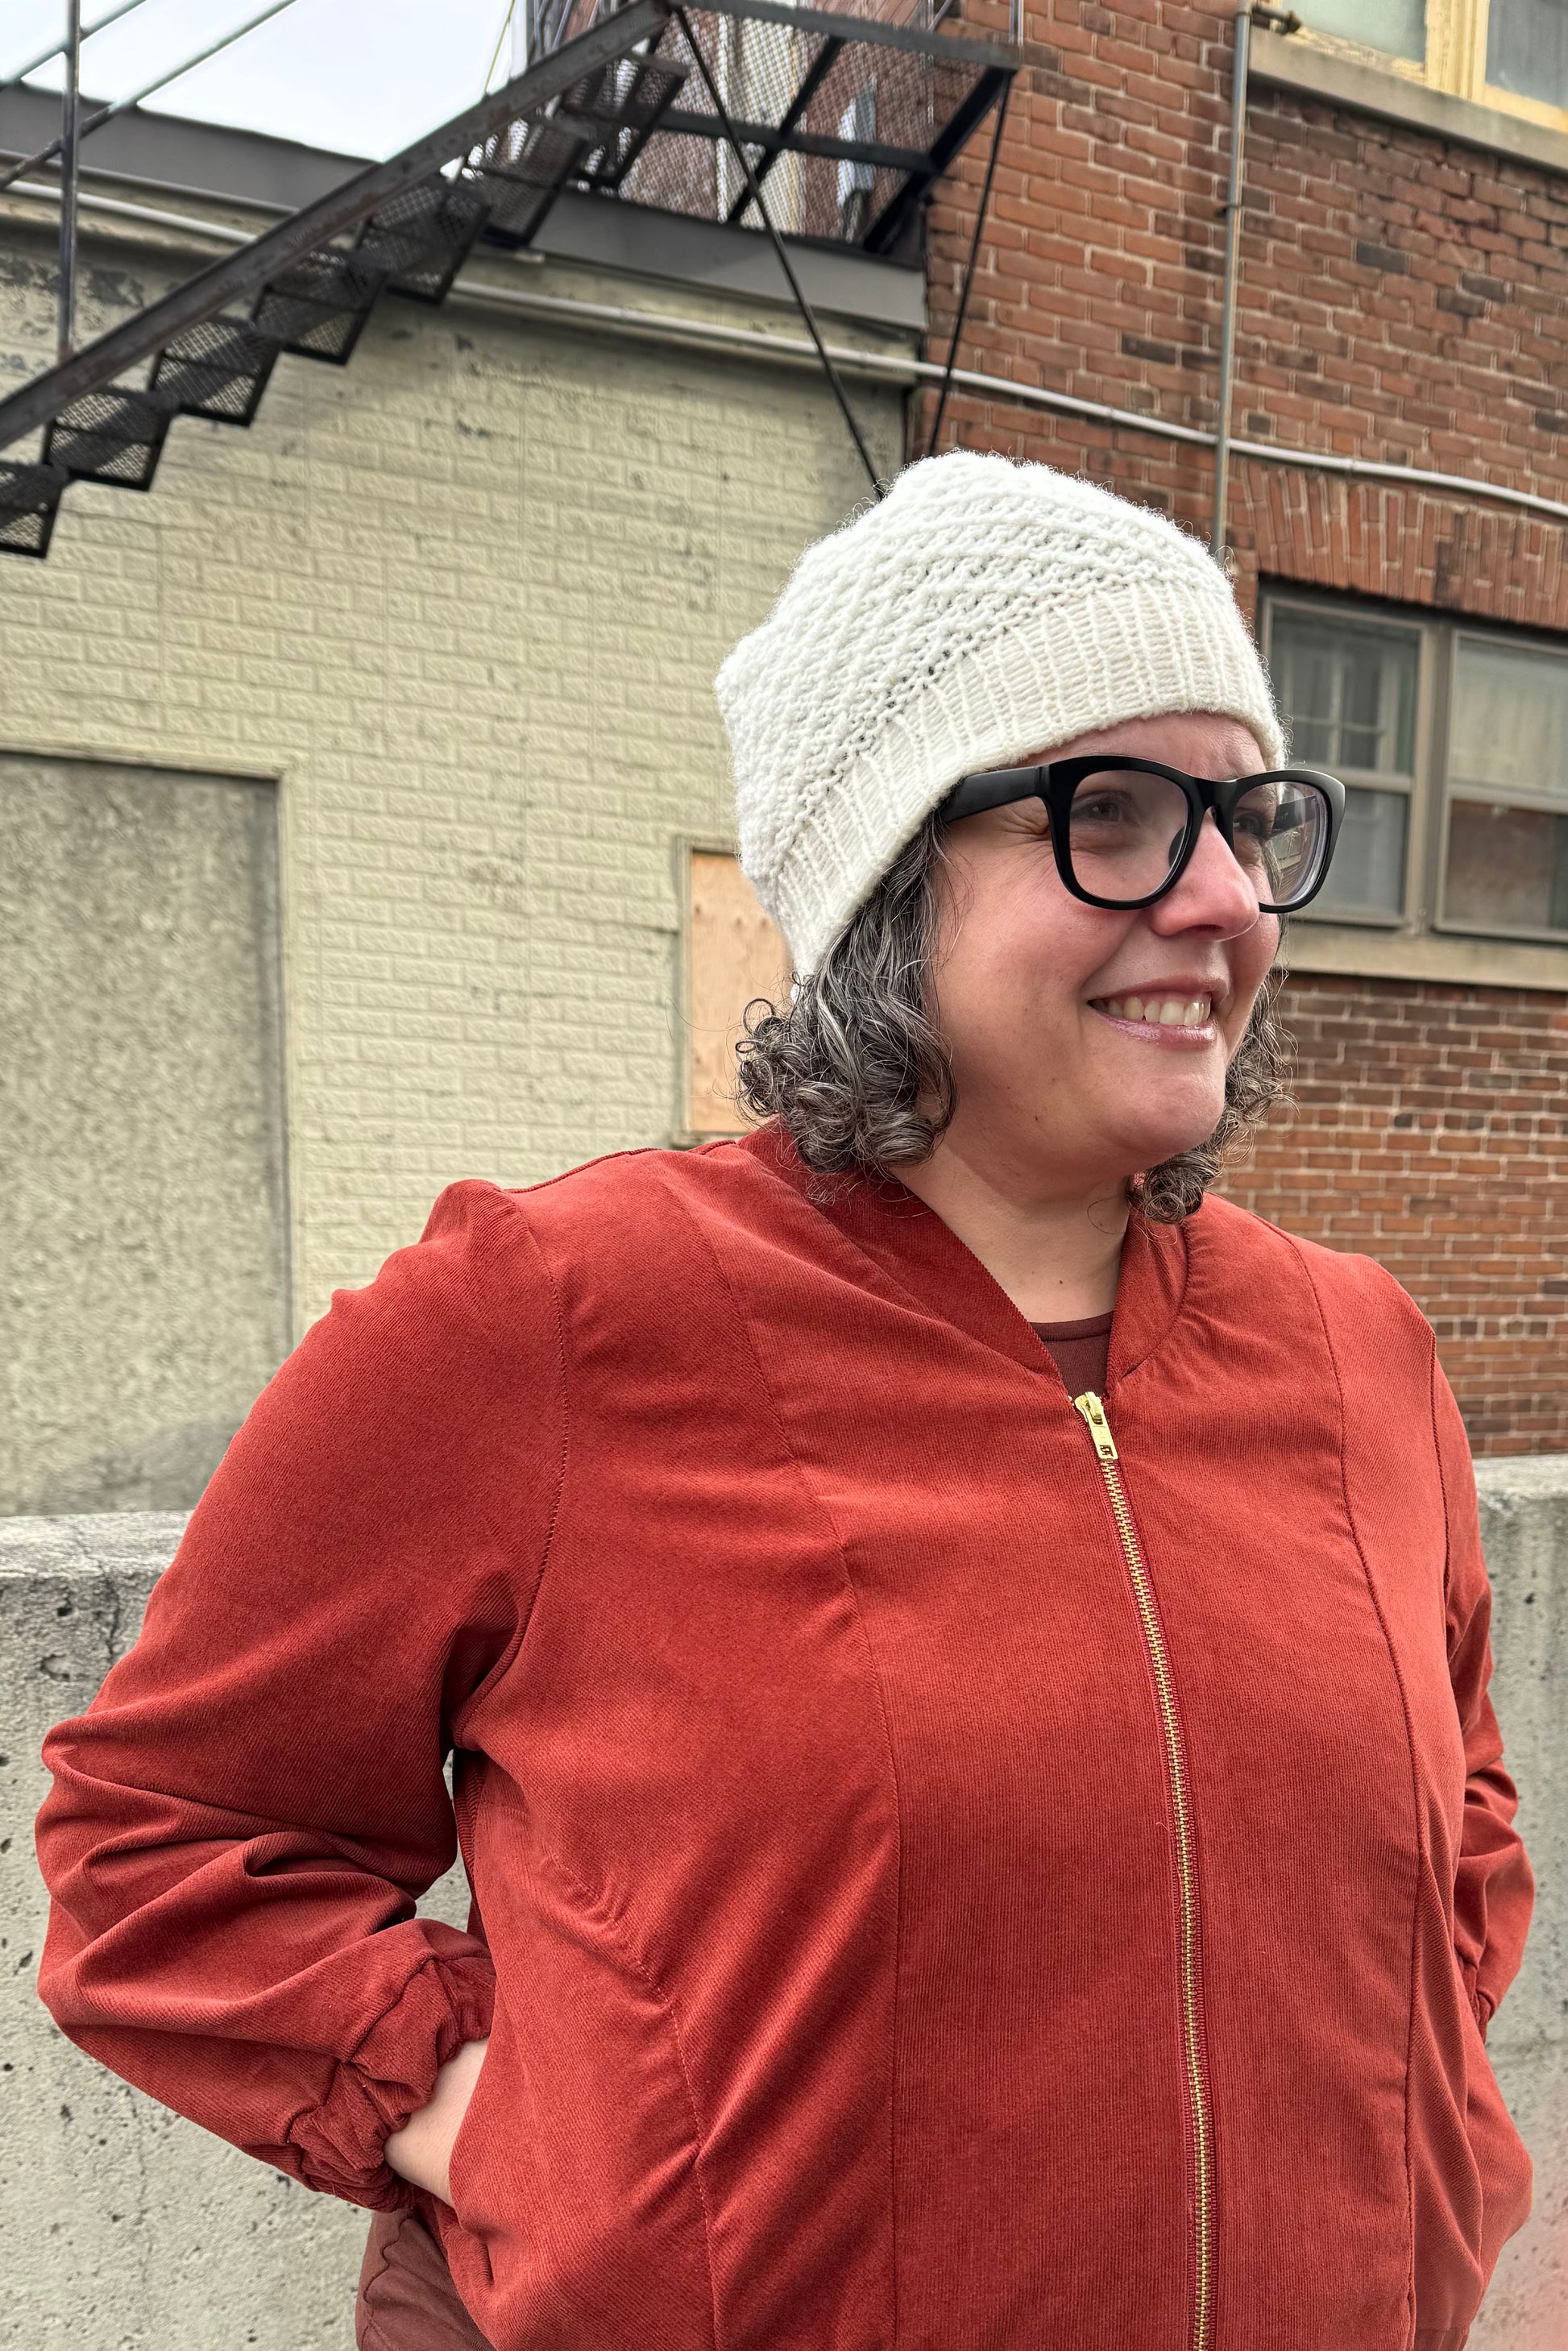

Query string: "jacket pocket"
[444, 2034, 496, 2248]
[431, 1934, 718, 2351]
[434, 2027, 500, 2302]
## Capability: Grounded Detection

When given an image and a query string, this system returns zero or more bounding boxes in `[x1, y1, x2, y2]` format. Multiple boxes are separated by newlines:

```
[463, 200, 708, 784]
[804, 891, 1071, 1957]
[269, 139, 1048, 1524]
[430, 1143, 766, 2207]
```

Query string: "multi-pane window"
[1267, 607, 1419, 919]
[1446, 639, 1568, 933]
[1292, 0, 1568, 130]
[1261, 591, 1568, 945]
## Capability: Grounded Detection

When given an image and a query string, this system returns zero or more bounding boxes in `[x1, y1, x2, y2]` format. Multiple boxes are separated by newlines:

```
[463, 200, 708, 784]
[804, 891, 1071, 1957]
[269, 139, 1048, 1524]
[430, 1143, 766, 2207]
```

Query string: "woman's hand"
[384, 2036, 488, 2205]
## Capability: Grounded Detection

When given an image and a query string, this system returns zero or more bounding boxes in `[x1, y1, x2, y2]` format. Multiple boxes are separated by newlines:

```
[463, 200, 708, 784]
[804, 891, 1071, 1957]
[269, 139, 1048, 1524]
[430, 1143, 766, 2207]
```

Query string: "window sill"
[1285, 921, 1568, 992]
[1251, 26, 1568, 178]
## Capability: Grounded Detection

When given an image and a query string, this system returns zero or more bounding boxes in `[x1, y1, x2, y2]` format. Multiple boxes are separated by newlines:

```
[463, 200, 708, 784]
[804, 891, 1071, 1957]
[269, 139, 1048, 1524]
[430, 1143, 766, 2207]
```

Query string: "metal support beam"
[723, 31, 841, 224]
[57, 0, 82, 363]
[699, 0, 1010, 71]
[925, 72, 1010, 458]
[862, 62, 1010, 256]
[0, 0, 670, 456]
[660, 106, 925, 174]
[671, 2, 881, 497]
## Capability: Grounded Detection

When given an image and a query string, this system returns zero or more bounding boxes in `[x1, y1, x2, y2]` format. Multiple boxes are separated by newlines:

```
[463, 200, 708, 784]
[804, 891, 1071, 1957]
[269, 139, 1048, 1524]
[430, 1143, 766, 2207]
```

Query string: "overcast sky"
[2, 0, 521, 160]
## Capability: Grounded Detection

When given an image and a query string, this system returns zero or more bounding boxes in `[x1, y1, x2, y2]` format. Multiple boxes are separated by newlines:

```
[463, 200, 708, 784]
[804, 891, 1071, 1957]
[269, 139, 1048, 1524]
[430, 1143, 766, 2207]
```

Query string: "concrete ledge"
[0, 1510, 465, 2351]
[1253, 25, 1568, 180]
[1286, 920, 1568, 996]
[2, 1485, 1563, 2346]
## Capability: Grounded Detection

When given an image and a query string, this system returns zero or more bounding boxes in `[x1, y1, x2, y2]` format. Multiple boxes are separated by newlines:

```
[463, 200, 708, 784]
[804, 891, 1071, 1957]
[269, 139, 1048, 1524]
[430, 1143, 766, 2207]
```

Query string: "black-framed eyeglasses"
[935, 757, 1346, 915]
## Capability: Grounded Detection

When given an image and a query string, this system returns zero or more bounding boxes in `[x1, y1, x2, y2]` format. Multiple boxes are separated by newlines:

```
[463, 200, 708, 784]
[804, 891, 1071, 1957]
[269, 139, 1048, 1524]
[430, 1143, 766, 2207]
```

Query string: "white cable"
[0, 0, 160, 97]
[91, 0, 303, 122]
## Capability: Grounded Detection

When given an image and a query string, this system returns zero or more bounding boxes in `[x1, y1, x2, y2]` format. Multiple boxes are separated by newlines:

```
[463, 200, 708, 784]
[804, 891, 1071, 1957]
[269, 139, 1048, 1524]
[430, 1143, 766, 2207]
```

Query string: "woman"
[35, 453, 1533, 2351]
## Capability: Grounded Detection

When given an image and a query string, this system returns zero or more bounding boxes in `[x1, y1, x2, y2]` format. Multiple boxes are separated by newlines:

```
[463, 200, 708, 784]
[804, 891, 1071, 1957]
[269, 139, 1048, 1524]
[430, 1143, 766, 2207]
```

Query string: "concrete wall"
[2, 1462, 1564, 2349]
[0, 191, 907, 1381]
[0, 754, 290, 1516]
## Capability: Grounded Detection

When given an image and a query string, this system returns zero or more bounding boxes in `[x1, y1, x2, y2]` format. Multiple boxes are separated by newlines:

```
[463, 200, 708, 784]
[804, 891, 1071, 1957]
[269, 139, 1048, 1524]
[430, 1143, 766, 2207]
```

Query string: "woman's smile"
[1086, 981, 1226, 1046]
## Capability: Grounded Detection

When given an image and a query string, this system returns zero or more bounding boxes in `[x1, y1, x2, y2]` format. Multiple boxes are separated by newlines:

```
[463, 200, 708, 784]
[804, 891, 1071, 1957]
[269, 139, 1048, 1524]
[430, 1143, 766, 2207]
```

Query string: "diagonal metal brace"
[0, 0, 670, 457]
[670, 2, 881, 500]
[723, 33, 842, 226]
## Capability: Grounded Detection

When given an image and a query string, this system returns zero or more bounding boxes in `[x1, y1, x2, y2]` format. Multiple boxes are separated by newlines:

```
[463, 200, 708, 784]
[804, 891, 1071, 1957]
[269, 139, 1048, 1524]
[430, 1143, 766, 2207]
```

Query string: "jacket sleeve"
[1432, 1358, 1534, 2045]
[33, 1180, 565, 2209]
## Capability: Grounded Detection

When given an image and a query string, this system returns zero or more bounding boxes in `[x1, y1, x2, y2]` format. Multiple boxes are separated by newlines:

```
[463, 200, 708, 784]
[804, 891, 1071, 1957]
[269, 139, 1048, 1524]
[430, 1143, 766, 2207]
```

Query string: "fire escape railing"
[0, 0, 1015, 558]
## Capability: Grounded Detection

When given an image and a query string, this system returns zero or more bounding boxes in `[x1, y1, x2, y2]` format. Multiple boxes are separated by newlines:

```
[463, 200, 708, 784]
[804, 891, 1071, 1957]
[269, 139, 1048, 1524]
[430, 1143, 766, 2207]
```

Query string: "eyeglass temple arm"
[939, 765, 1047, 820]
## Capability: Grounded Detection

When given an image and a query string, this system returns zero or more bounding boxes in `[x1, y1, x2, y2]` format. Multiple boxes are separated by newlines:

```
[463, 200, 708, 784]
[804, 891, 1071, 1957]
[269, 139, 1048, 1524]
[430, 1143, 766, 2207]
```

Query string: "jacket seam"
[1280, 1230, 1425, 2351]
[650, 1154, 906, 2351]
[450, 1195, 572, 1748]
[525, 1842, 723, 2351]
[1427, 1349, 1500, 2038]
[1110, 1204, 1193, 1388]
[1429, 1346, 1456, 1623]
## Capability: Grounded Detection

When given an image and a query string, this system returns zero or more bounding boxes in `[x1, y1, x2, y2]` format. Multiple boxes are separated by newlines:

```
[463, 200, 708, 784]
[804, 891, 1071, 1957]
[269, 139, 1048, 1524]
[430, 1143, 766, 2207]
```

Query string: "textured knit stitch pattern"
[715, 451, 1287, 975]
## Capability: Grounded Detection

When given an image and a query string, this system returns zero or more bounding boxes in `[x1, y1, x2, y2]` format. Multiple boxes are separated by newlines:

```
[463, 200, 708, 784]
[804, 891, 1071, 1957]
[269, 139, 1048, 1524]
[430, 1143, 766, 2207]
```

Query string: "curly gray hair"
[733, 812, 1290, 1221]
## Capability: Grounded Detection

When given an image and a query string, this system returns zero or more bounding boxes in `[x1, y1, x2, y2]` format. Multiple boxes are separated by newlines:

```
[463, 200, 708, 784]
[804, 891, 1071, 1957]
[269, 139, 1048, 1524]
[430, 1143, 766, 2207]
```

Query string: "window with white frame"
[1261, 590, 1568, 943]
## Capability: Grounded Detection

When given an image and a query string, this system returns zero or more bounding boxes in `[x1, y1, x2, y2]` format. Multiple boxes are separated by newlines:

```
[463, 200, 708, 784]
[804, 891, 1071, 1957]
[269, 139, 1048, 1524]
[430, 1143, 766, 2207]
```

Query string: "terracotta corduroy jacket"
[35, 1124, 1534, 2351]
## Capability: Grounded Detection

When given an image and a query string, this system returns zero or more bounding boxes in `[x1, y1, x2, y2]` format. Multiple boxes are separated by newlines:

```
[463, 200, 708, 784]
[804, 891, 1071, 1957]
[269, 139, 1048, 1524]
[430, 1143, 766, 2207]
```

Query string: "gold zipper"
[1073, 1390, 1214, 2351]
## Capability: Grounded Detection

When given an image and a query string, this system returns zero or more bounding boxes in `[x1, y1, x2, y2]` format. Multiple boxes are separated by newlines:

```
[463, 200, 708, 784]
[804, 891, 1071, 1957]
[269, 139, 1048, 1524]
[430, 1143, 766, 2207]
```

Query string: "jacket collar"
[736, 1122, 1188, 1391]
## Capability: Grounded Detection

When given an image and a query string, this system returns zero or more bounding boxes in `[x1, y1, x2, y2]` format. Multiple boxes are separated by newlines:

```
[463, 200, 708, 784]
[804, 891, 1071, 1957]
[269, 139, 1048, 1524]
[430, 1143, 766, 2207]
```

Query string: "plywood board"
[687, 849, 791, 1135]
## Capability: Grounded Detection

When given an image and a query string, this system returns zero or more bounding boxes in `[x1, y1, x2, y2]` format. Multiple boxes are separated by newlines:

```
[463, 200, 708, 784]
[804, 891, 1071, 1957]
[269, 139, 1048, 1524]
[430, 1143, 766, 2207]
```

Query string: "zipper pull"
[1073, 1390, 1118, 1462]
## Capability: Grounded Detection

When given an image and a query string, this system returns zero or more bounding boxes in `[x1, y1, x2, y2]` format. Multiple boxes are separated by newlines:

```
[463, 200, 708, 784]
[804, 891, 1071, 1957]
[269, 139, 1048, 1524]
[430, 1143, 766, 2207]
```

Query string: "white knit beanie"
[715, 451, 1285, 976]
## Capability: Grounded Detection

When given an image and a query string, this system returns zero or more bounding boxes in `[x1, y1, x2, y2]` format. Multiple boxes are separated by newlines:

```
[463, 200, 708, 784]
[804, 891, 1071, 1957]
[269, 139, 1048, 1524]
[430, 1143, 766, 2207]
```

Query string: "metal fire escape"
[0, 0, 1015, 558]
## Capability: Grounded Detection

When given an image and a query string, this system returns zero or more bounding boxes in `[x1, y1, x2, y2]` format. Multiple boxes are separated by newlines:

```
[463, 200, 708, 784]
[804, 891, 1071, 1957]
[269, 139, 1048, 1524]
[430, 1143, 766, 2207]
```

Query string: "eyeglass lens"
[1064, 769, 1329, 909]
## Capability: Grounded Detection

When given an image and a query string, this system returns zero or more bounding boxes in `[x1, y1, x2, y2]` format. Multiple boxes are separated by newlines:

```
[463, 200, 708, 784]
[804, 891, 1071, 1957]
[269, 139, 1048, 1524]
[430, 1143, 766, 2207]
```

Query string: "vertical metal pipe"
[1210, 4, 1251, 563]
[57, 0, 82, 363]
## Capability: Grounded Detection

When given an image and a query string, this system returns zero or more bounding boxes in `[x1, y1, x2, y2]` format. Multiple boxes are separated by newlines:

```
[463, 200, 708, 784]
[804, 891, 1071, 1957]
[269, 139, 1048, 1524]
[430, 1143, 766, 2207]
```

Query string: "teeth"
[1098, 994, 1212, 1026]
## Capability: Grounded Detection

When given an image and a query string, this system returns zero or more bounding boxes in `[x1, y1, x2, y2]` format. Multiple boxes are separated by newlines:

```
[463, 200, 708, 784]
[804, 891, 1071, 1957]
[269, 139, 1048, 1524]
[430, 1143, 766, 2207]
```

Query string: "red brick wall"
[1218, 976, 1568, 1453]
[922, 3, 1568, 1451]
[923, 0, 1568, 630]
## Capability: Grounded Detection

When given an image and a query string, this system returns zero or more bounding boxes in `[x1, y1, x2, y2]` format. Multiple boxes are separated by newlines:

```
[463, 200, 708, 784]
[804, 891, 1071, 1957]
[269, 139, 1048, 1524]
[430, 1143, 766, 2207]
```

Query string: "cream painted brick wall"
[0, 221, 904, 1329]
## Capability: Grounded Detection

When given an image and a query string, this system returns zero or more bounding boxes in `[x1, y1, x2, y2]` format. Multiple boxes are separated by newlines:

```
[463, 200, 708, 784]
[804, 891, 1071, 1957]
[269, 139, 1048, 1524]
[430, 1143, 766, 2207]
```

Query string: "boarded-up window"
[0, 755, 289, 1516]
[686, 848, 790, 1137]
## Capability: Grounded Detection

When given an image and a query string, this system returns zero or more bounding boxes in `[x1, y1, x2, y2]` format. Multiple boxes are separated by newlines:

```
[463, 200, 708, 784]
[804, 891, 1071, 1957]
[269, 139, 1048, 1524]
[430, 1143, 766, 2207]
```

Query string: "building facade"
[925, 0, 1568, 1451]
[8, 1, 1568, 1499]
[0, 102, 914, 1516]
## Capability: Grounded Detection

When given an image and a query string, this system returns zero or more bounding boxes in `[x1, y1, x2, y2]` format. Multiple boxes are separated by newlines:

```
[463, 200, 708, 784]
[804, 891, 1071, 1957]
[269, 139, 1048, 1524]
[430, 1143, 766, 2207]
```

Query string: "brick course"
[924, 2, 1568, 1452]
[1222, 976, 1568, 1453]
[923, 0, 1568, 612]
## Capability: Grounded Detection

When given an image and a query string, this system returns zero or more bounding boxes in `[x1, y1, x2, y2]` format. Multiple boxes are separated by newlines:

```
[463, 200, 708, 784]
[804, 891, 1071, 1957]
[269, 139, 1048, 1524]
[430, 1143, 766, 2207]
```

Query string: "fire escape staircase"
[0, 0, 1015, 558]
